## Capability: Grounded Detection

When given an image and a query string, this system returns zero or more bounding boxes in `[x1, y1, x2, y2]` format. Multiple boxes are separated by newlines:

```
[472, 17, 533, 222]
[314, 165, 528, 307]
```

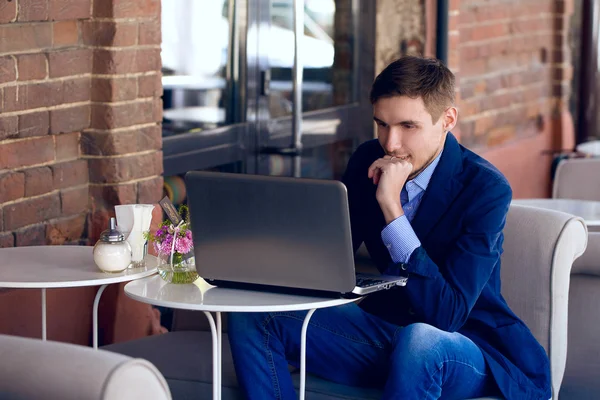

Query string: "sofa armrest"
[0, 334, 171, 400]
[572, 232, 600, 276]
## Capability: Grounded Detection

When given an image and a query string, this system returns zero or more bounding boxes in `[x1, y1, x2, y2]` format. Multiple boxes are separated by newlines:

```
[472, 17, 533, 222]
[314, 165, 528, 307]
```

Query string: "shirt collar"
[409, 148, 443, 192]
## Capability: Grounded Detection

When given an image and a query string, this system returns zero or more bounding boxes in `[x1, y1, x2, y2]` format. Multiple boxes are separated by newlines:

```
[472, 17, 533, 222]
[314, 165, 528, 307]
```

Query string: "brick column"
[83, 0, 163, 242]
[0, 1, 92, 248]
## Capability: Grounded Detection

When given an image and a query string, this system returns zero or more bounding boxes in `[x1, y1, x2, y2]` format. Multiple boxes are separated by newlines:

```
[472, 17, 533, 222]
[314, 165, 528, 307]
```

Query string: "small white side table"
[124, 275, 358, 400]
[0, 246, 157, 349]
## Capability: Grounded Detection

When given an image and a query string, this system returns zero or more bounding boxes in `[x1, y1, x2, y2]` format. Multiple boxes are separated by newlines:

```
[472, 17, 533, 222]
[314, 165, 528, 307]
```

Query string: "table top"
[124, 275, 358, 313]
[0, 246, 158, 289]
[512, 199, 600, 226]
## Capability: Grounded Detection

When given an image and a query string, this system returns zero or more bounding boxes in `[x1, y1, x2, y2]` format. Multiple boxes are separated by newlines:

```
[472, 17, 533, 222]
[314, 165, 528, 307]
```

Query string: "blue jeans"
[228, 303, 498, 400]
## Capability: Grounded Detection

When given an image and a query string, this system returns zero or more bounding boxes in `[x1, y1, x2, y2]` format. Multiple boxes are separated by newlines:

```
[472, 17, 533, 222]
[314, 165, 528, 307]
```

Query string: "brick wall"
[0, 0, 164, 247]
[454, 0, 573, 151]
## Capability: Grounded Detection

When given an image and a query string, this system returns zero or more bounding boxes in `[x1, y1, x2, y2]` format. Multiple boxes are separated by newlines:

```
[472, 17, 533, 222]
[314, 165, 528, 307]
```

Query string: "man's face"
[373, 95, 456, 179]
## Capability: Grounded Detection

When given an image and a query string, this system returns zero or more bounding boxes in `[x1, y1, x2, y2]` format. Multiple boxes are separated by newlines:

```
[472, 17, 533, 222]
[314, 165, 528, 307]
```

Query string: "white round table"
[125, 275, 358, 400]
[511, 199, 600, 226]
[0, 246, 158, 348]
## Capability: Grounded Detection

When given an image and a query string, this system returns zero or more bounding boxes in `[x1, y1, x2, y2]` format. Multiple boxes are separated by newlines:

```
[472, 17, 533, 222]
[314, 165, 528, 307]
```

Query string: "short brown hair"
[370, 56, 455, 123]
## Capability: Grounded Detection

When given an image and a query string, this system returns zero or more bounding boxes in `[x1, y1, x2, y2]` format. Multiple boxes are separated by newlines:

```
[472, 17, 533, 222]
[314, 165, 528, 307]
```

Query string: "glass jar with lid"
[93, 217, 132, 273]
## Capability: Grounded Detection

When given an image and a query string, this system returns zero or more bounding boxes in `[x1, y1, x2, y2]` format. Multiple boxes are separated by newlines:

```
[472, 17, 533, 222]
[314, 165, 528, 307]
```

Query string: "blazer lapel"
[411, 133, 464, 241]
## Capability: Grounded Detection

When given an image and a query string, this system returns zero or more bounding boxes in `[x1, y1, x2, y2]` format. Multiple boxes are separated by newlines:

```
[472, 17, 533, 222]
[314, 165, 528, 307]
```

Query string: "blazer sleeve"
[386, 178, 512, 332]
[341, 149, 367, 255]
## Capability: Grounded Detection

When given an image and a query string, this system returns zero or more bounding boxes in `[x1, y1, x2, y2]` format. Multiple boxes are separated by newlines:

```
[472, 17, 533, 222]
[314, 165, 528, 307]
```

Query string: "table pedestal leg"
[93, 284, 108, 350]
[203, 311, 222, 400]
[41, 288, 47, 341]
[299, 308, 316, 400]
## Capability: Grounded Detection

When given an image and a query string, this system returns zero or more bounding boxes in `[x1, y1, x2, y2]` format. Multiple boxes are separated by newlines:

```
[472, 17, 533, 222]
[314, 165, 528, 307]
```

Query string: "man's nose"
[384, 129, 402, 152]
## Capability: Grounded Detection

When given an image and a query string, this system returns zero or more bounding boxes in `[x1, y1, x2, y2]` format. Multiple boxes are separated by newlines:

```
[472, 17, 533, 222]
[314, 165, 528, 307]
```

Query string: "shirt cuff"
[381, 215, 421, 264]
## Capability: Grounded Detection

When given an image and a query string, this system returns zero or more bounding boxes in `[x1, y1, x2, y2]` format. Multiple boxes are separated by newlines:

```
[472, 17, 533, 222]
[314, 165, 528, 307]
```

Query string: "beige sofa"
[105, 205, 588, 399]
[0, 334, 171, 400]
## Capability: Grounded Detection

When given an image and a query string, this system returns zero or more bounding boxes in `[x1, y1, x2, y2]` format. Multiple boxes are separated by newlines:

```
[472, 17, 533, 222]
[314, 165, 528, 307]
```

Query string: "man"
[228, 56, 551, 399]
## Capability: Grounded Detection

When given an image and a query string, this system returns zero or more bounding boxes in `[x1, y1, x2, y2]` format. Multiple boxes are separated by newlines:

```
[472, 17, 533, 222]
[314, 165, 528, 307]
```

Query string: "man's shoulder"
[353, 139, 384, 161]
[459, 145, 512, 196]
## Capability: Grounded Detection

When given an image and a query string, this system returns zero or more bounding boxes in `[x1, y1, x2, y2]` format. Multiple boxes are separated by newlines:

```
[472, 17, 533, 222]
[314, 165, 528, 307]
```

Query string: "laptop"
[184, 171, 408, 297]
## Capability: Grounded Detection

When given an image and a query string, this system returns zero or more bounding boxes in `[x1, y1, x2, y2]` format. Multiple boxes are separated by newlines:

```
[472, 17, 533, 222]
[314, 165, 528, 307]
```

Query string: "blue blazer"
[343, 133, 551, 399]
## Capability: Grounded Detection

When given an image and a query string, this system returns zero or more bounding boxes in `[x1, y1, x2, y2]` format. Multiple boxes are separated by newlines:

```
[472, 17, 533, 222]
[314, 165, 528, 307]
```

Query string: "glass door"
[161, 0, 255, 176]
[255, 0, 375, 179]
[160, 0, 375, 185]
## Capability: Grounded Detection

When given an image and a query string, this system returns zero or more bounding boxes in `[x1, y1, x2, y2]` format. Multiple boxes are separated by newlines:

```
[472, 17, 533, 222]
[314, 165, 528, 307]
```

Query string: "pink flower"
[175, 235, 193, 254]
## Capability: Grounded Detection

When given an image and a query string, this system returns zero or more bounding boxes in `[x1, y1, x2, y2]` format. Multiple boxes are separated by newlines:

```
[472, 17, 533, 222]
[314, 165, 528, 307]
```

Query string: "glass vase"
[157, 249, 199, 284]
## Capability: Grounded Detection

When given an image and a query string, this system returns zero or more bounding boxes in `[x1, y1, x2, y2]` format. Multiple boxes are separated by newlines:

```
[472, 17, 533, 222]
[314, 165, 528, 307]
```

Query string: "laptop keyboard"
[355, 276, 388, 288]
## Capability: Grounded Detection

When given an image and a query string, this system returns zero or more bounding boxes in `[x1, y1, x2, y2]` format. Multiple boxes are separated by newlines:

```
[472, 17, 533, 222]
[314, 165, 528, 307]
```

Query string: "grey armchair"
[553, 158, 600, 201]
[105, 204, 587, 399]
[560, 232, 600, 399]
[0, 334, 171, 400]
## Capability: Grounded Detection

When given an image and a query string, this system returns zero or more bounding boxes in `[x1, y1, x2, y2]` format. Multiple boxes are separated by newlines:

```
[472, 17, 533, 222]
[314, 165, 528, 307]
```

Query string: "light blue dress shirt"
[380, 149, 443, 263]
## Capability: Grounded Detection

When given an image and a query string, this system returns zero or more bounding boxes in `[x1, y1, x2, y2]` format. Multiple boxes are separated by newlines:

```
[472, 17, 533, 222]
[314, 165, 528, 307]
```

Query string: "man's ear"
[443, 107, 458, 132]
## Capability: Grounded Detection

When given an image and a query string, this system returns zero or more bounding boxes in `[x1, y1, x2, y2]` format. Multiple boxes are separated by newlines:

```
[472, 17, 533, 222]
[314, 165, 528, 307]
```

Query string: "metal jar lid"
[99, 217, 125, 242]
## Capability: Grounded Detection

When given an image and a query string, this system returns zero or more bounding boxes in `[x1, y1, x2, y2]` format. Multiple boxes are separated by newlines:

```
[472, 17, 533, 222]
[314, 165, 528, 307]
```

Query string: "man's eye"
[377, 121, 388, 128]
[403, 124, 415, 129]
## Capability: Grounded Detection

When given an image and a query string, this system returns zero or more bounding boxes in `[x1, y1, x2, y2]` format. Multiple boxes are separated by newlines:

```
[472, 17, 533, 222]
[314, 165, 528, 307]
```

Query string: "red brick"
[51, 159, 89, 189]
[90, 100, 157, 130]
[24, 166, 53, 197]
[138, 74, 162, 98]
[46, 214, 86, 245]
[0, 56, 16, 84]
[89, 183, 137, 207]
[81, 125, 161, 156]
[0, 116, 18, 140]
[93, 0, 160, 18]
[18, 111, 50, 138]
[0, 23, 52, 54]
[60, 185, 89, 215]
[87, 151, 163, 184]
[474, 115, 496, 136]
[487, 125, 516, 147]
[138, 20, 160, 45]
[4, 193, 60, 230]
[3, 82, 63, 112]
[0, 0, 17, 23]
[54, 131, 80, 161]
[469, 22, 509, 42]
[91, 77, 137, 102]
[138, 176, 163, 204]
[48, 0, 91, 20]
[15, 223, 47, 246]
[0, 136, 55, 170]
[63, 76, 91, 103]
[53, 20, 79, 46]
[82, 20, 138, 47]
[50, 104, 90, 134]
[18, 0, 48, 21]
[93, 48, 161, 75]
[0, 172, 25, 203]
[152, 98, 162, 121]
[0, 233, 14, 248]
[48, 48, 92, 78]
[17, 53, 47, 81]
